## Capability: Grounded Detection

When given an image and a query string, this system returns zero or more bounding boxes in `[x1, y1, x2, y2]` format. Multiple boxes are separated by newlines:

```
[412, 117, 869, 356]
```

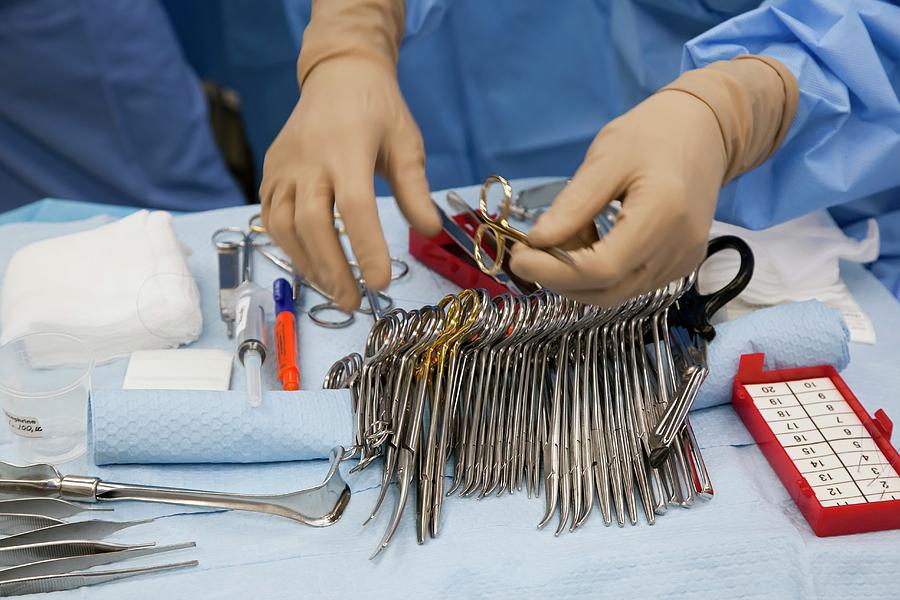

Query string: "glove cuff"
[297, 0, 405, 87]
[663, 55, 799, 183]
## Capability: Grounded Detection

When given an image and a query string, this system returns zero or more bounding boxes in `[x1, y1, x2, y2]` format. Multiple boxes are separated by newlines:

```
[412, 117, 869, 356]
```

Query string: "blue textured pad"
[696, 300, 850, 410]
[91, 301, 847, 465]
[92, 389, 352, 465]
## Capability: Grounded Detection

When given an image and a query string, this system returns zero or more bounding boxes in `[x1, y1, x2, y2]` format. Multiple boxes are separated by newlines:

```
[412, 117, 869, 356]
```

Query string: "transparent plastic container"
[0, 333, 93, 464]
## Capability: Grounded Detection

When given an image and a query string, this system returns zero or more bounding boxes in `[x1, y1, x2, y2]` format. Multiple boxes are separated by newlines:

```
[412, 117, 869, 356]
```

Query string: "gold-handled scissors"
[473, 175, 576, 276]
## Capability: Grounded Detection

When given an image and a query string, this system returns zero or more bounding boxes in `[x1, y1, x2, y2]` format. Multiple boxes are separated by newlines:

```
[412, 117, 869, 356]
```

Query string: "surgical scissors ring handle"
[473, 175, 576, 276]
[309, 303, 356, 328]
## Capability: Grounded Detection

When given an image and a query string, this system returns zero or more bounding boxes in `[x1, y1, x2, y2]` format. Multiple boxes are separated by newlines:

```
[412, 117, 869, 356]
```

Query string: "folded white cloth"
[700, 210, 880, 343]
[0, 210, 202, 363]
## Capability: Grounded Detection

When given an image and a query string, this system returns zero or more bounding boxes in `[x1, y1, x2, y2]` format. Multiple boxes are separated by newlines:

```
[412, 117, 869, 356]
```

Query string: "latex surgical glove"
[510, 56, 798, 307]
[260, 0, 440, 311]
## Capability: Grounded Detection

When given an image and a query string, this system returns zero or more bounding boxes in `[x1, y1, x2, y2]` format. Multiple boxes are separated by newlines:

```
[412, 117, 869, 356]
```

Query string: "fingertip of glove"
[508, 244, 537, 280]
[405, 198, 442, 237]
[527, 215, 565, 247]
[419, 211, 442, 238]
[335, 289, 362, 313]
[329, 272, 364, 312]
[357, 259, 392, 291]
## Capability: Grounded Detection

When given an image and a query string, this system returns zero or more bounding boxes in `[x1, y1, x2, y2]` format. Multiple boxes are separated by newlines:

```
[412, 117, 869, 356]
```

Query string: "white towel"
[699, 210, 880, 343]
[0, 210, 202, 363]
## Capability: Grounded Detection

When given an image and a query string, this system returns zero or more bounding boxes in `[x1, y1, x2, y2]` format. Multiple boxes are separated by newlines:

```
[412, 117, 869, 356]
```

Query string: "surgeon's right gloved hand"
[260, 0, 440, 311]
[510, 56, 798, 307]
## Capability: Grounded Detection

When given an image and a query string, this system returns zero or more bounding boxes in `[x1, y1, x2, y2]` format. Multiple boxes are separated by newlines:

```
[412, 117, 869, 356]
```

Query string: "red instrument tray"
[408, 213, 511, 297]
[732, 353, 900, 536]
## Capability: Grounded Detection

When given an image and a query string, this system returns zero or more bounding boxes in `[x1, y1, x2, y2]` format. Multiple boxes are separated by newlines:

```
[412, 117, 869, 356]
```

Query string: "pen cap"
[282, 366, 300, 391]
[273, 278, 295, 315]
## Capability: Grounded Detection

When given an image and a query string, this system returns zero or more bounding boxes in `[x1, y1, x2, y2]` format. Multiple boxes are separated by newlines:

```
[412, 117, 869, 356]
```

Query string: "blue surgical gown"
[0, 0, 245, 212]
[1, 0, 899, 295]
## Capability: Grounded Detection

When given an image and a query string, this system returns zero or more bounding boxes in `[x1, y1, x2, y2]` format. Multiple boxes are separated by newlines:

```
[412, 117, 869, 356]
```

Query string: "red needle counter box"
[732, 353, 900, 536]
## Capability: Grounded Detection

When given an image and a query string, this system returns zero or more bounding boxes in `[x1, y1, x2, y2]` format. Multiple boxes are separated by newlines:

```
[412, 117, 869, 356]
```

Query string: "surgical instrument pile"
[0, 498, 195, 596]
[326, 237, 753, 558]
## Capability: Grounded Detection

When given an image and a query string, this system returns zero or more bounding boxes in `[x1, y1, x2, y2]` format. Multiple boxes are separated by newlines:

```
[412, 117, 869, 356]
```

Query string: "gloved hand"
[510, 56, 798, 307]
[260, 0, 440, 311]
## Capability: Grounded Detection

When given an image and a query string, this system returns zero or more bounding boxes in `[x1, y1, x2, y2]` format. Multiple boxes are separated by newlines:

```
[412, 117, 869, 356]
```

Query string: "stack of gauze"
[0, 210, 202, 364]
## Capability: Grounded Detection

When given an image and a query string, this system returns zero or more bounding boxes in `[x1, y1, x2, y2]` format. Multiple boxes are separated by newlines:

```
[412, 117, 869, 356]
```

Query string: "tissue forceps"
[0, 514, 64, 536]
[0, 519, 152, 549]
[0, 498, 116, 536]
[0, 549, 197, 596]
[0, 498, 111, 520]
[472, 175, 576, 276]
[0, 542, 196, 583]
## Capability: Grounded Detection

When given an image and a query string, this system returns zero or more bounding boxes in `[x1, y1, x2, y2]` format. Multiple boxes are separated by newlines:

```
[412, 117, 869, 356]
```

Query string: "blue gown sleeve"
[682, 0, 900, 230]
[403, 0, 447, 39]
[0, 0, 245, 212]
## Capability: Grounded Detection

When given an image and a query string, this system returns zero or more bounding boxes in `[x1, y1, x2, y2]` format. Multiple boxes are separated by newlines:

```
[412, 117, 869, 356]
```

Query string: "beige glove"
[510, 56, 798, 307]
[260, 0, 440, 311]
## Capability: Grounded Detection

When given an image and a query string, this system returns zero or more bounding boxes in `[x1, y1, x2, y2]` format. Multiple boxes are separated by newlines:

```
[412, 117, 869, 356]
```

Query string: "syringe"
[233, 280, 270, 407]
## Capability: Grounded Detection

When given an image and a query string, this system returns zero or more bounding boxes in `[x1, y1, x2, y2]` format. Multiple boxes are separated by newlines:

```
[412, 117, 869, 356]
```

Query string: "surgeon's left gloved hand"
[510, 56, 798, 307]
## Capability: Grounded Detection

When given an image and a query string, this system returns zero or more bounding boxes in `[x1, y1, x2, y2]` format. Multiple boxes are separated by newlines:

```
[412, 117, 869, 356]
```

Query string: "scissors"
[247, 214, 410, 328]
[473, 175, 577, 277]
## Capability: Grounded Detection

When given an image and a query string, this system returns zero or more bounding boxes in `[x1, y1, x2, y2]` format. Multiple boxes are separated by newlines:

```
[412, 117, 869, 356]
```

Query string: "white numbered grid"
[746, 378, 900, 506]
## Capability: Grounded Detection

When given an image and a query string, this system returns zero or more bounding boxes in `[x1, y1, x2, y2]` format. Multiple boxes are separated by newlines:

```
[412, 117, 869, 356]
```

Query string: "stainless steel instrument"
[0, 540, 155, 569]
[0, 559, 197, 596]
[0, 446, 350, 527]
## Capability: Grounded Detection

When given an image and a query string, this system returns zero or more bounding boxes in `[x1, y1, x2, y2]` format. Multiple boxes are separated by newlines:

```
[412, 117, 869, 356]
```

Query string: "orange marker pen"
[273, 278, 300, 390]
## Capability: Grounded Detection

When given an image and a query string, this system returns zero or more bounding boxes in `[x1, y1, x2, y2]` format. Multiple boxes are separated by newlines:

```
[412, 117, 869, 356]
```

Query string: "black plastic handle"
[672, 235, 755, 342]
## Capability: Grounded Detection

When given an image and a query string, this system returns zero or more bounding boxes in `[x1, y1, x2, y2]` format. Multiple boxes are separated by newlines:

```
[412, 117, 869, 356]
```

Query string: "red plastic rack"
[408, 213, 511, 297]
[732, 353, 900, 536]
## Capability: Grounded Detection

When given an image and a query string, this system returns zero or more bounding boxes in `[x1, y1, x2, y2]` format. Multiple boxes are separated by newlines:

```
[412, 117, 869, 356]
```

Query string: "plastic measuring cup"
[0, 333, 93, 464]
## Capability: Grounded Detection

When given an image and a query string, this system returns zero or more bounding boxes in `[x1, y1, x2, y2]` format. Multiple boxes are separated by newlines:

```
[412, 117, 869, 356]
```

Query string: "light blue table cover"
[0, 181, 898, 599]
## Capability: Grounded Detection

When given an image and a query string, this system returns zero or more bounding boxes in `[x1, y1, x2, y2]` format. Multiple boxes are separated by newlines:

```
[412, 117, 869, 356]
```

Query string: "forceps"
[473, 175, 576, 276]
